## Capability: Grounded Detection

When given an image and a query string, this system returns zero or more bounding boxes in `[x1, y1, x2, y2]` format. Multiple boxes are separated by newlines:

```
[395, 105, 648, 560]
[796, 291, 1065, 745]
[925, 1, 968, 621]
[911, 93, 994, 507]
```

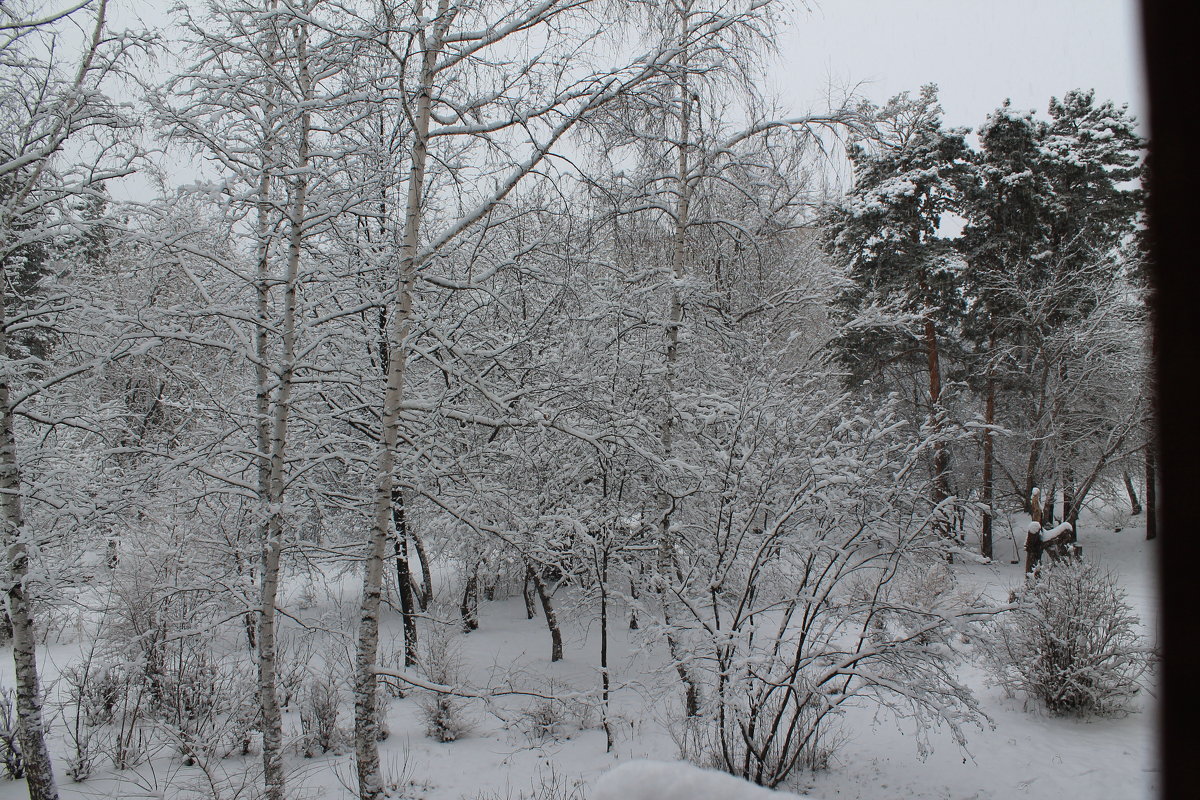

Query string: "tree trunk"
[981, 370, 996, 560]
[523, 566, 537, 619]
[460, 565, 479, 632]
[238, 553, 256, 650]
[458, 563, 477, 633]
[1062, 462, 1076, 542]
[628, 569, 640, 630]
[924, 319, 952, 551]
[410, 524, 433, 611]
[1023, 437, 1042, 515]
[599, 549, 613, 752]
[654, 16, 702, 717]
[0, 220, 59, 797]
[529, 564, 563, 662]
[391, 490, 417, 667]
[482, 565, 496, 602]
[1023, 527, 1043, 575]
[1146, 446, 1158, 540]
[355, 8, 445, 796]
[1123, 470, 1143, 516]
[0, 352, 59, 800]
[257, 16, 310, 800]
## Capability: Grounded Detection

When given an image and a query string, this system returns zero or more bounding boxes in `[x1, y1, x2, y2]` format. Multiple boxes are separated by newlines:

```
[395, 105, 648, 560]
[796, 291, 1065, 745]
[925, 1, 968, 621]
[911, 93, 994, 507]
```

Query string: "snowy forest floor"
[1, 506, 1158, 800]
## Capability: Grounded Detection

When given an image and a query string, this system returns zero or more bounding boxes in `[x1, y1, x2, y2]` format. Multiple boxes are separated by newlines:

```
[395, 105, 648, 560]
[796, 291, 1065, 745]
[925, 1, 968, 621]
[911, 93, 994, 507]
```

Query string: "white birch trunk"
[0, 5, 115, 796]
[0, 286, 59, 800]
[257, 7, 308, 800]
[656, 5, 701, 718]
[355, 6, 450, 796]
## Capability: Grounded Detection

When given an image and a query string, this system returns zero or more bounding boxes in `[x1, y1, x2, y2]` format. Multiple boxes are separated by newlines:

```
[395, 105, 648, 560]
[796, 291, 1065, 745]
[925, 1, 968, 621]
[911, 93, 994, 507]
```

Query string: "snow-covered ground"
[0, 507, 1158, 800]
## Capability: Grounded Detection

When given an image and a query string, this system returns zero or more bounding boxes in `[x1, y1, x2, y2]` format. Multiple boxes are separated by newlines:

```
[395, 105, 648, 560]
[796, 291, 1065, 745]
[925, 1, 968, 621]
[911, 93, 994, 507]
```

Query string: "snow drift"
[592, 760, 814, 800]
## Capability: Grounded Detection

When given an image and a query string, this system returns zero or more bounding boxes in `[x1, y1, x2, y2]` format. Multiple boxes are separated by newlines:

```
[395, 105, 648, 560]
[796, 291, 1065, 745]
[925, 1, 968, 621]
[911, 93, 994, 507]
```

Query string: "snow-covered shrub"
[981, 559, 1154, 715]
[420, 684, 471, 744]
[110, 714, 152, 769]
[73, 662, 124, 728]
[517, 697, 570, 744]
[60, 660, 102, 781]
[96, 665, 152, 770]
[64, 737, 94, 783]
[515, 680, 593, 744]
[417, 627, 471, 742]
[674, 679, 841, 780]
[421, 691, 471, 743]
[300, 668, 346, 757]
[277, 629, 316, 710]
[375, 690, 391, 742]
[0, 687, 24, 780]
[658, 394, 986, 788]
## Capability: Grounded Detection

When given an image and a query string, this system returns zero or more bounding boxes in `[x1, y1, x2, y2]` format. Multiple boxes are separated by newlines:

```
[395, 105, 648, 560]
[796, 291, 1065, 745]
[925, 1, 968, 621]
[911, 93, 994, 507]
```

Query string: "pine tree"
[823, 85, 974, 542]
[960, 101, 1052, 555]
[960, 91, 1145, 545]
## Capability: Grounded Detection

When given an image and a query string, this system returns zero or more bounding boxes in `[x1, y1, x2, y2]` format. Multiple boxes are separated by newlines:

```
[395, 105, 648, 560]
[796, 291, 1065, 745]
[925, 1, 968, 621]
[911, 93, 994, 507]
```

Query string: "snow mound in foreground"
[593, 760, 814, 800]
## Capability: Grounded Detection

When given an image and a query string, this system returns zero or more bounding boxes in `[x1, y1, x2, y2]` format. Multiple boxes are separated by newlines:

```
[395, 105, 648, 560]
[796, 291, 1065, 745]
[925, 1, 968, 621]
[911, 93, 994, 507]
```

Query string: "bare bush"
[469, 765, 586, 800]
[300, 667, 346, 758]
[374, 691, 391, 742]
[107, 669, 153, 770]
[60, 661, 98, 781]
[514, 680, 594, 745]
[419, 690, 471, 744]
[662, 398, 987, 787]
[981, 559, 1155, 716]
[417, 627, 471, 742]
[516, 698, 568, 745]
[0, 687, 24, 780]
[379, 631, 411, 699]
[277, 629, 316, 711]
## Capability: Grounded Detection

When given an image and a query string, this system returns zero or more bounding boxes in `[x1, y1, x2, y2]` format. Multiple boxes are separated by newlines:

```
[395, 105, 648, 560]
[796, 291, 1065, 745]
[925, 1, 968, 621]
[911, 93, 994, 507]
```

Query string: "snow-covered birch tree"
[0, 2, 146, 796]
[572, 0, 862, 717]
[152, 2, 367, 795]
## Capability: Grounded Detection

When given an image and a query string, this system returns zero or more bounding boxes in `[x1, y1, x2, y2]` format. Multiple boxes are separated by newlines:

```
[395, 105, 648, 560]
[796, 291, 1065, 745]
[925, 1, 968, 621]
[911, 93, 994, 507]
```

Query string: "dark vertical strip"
[1139, 2, 1200, 796]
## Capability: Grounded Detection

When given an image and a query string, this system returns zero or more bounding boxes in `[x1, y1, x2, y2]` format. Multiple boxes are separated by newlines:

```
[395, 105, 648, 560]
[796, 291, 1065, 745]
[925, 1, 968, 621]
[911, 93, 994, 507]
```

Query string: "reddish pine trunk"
[1062, 463, 1077, 542]
[981, 373, 996, 559]
[924, 320, 951, 545]
[1023, 438, 1042, 515]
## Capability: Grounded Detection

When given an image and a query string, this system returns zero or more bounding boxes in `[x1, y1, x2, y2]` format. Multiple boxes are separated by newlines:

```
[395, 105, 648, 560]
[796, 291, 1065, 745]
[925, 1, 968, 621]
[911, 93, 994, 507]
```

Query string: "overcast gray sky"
[119, 0, 1146, 128]
[118, 0, 1146, 127]
[768, 0, 1145, 130]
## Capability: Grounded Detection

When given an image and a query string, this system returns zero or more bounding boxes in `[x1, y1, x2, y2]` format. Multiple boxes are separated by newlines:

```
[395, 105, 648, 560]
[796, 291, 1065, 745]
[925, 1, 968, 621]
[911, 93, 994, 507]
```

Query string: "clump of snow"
[592, 760, 814, 800]
[1040, 521, 1073, 542]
